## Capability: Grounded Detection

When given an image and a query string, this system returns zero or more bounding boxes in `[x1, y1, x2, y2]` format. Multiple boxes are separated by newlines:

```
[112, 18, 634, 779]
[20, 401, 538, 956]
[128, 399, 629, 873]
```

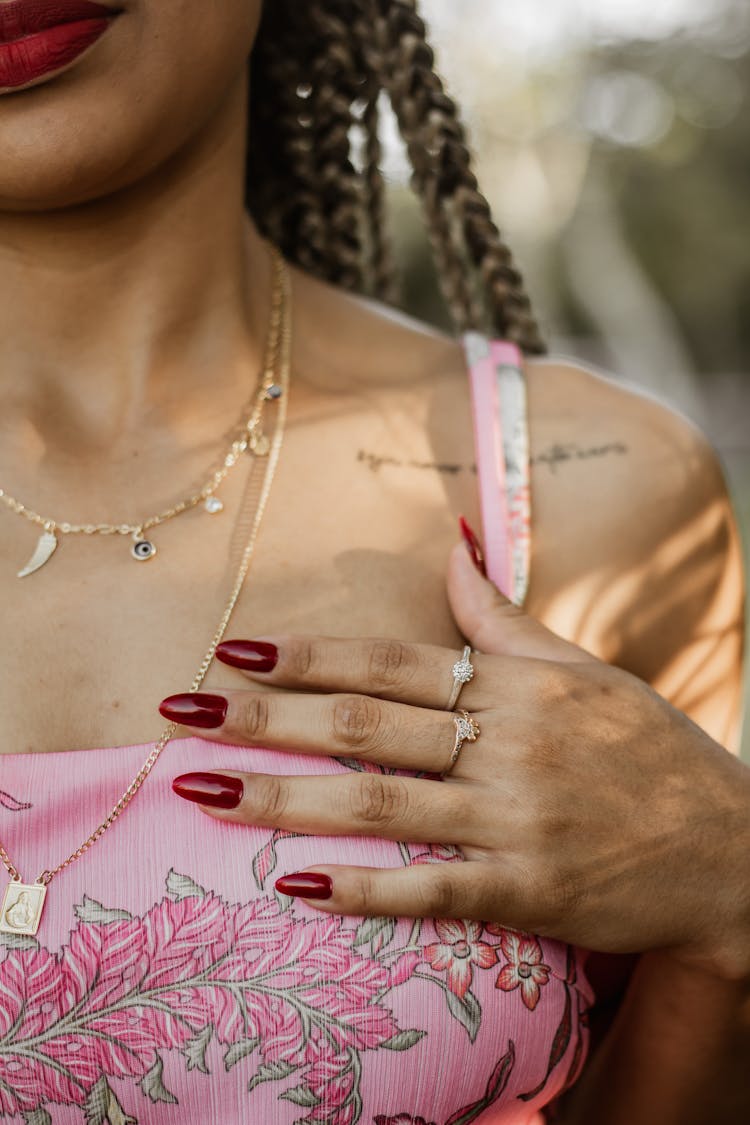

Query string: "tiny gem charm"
[0, 880, 47, 936]
[204, 496, 224, 514]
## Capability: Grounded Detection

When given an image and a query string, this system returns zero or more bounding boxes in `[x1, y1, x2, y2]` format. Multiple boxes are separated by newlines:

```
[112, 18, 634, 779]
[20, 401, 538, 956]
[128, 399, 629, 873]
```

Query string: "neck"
[0, 75, 272, 505]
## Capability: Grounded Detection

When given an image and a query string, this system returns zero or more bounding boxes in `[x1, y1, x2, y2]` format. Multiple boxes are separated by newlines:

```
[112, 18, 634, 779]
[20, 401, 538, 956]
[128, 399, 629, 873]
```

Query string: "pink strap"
[463, 334, 529, 602]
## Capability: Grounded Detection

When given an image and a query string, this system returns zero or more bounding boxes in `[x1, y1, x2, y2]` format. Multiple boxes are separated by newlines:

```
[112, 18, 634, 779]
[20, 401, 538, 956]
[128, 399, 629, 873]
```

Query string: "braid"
[306, 7, 364, 290]
[247, 0, 546, 354]
[361, 89, 397, 302]
[371, 2, 483, 332]
[247, 4, 364, 289]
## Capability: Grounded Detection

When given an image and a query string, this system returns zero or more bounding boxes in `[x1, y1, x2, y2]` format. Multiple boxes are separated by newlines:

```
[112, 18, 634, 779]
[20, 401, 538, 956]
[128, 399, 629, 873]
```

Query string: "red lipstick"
[0, 1, 121, 91]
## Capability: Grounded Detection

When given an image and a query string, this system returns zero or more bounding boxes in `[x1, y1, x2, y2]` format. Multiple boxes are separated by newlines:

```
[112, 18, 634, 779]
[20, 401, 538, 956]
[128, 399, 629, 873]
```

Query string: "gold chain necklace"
[2, 255, 282, 578]
[0, 246, 292, 938]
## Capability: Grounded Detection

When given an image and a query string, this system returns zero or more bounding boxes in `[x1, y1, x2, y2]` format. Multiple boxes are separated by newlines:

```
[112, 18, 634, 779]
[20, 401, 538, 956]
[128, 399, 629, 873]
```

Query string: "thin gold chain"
[0, 245, 292, 889]
[0, 286, 279, 541]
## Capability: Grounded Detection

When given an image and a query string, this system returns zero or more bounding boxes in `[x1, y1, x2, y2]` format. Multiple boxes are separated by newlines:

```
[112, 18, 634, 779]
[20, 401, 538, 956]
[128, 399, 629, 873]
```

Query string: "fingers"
[171, 768, 499, 849]
[271, 860, 541, 934]
[446, 542, 598, 663]
[162, 687, 491, 774]
[211, 552, 597, 725]
[216, 633, 493, 711]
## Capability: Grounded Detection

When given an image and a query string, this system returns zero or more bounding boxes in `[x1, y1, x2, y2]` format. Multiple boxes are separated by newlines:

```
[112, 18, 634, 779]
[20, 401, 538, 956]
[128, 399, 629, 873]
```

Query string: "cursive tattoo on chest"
[531, 442, 629, 473]
[356, 441, 629, 477]
[356, 450, 475, 475]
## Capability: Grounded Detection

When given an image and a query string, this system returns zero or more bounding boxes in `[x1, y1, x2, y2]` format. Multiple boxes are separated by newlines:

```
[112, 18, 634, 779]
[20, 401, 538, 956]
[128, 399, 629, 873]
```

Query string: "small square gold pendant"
[0, 881, 47, 936]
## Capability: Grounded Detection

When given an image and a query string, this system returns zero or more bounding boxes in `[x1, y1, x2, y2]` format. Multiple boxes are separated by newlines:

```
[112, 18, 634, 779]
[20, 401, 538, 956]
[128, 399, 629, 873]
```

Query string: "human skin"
[166, 541, 750, 1124]
[0, 1, 746, 1120]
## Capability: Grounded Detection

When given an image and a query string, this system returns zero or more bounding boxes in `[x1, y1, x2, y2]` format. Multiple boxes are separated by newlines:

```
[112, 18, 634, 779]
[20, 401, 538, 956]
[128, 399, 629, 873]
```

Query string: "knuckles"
[346, 868, 381, 912]
[417, 869, 464, 919]
[533, 661, 633, 718]
[346, 775, 410, 830]
[284, 637, 316, 679]
[343, 863, 470, 925]
[533, 664, 580, 711]
[367, 639, 418, 688]
[332, 693, 387, 752]
[247, 774, 289, 824]
[236, 694, 271, 743]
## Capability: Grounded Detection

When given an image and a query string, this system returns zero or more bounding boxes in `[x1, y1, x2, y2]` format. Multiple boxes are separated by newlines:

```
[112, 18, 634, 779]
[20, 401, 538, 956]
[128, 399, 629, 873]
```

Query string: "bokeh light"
[386, 0, 750, 756]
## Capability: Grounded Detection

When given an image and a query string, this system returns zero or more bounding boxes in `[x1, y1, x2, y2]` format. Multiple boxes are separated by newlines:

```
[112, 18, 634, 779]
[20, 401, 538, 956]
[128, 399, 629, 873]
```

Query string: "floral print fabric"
[0, 739, 593, 1124]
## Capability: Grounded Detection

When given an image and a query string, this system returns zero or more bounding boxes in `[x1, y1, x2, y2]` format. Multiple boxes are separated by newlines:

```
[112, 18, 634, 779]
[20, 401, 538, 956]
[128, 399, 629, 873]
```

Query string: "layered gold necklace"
[0, 243, 292, 937]
[1, 285, 280, 577]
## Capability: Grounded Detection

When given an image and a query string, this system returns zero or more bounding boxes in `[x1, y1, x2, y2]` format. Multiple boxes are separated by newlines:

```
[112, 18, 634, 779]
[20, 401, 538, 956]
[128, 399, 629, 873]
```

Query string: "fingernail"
[159, 692, 228, 728]
[172, 771, 243, 809]
[458, 515, 487, 577]
[275, 872, 333, 900]
[216, 640, 278, 673]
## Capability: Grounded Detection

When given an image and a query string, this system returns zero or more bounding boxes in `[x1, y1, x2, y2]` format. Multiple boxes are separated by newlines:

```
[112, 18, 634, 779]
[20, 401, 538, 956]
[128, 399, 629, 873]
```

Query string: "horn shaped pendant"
[17, 530, 58, 578]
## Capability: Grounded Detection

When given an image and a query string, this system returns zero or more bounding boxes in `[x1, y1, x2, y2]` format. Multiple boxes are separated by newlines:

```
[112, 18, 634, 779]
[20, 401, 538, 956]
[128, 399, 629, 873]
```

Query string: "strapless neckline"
[0, 732, 216, 760]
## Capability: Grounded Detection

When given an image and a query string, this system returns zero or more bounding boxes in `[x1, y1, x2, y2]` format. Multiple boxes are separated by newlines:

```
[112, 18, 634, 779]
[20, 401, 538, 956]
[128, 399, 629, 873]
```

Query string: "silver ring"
[442, 710, 480, 777]
[446, 644, 474, 710]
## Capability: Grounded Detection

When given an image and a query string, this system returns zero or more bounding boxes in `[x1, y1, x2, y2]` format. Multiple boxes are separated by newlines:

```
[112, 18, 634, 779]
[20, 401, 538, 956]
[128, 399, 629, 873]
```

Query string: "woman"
[0, 1, 745, 1123]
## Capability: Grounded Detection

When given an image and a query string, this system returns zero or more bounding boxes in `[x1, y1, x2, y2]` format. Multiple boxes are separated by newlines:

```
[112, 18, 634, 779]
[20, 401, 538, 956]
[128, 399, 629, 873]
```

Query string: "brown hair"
[245, 0, 546, 354]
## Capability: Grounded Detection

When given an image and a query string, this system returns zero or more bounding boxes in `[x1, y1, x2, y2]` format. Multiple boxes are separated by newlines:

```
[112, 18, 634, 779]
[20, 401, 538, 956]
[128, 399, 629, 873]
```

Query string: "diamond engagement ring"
[442, 710, 480, 777]
[446, 644, 474, 710]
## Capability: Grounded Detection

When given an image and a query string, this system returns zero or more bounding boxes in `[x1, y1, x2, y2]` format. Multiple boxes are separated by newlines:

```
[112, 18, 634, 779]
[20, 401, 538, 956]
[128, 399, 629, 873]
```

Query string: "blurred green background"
[382, 0, 749, 758]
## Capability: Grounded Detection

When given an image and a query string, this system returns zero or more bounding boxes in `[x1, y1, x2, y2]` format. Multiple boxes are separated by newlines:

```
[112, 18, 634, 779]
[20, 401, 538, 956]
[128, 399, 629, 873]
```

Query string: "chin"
[0, 148, 141, 212]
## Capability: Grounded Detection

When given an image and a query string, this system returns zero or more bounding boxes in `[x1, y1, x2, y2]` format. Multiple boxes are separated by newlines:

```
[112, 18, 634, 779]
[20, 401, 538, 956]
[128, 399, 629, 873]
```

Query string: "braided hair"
[246, 0, 546, 355]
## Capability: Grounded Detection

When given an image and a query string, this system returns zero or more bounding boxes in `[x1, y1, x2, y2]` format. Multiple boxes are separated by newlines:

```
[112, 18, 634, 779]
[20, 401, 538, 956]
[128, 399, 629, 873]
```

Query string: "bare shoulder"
[291, 272, 743, 742]
[522, 354, 737, 592]
[523, 353, 732, 560]
[523, 355, 744, 747]
[294, 267, 730, 539]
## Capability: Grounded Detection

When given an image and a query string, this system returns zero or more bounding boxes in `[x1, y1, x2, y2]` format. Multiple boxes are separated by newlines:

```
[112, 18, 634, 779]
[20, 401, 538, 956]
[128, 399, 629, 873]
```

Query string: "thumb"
[447, 519, 596, 663]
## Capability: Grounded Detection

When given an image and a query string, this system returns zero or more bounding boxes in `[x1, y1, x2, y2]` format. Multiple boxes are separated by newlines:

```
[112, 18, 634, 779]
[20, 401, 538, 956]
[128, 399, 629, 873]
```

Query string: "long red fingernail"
[159, 692, 228, 728]
[172, 772, 243, 809]
[216, 640, 278, 672]
[458, 515, 487, 576]
[275, 873, 333, 900]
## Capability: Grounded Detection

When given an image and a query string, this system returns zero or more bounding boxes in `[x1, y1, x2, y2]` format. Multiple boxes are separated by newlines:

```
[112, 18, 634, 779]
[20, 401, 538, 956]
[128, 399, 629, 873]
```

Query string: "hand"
[160, 532, 750, 982]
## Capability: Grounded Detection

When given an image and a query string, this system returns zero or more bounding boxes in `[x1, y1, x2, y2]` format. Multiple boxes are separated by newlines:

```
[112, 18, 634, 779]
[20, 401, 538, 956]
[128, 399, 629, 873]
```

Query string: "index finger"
[215, 634, 497, 710]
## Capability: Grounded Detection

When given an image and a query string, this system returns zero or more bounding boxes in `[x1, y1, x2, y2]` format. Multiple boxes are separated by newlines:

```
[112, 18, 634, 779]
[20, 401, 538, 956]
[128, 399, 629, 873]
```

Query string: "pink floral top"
[0, 338, 594, 1124]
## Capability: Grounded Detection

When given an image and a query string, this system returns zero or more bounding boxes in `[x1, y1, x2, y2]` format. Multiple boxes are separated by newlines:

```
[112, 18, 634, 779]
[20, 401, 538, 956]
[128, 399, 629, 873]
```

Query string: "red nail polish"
[216, 640, 278, 673]
[159, 692, 228, 728]
[275, 873, 333, 900]
[458, 515, 487, 577]
[172, 772, 243, 809]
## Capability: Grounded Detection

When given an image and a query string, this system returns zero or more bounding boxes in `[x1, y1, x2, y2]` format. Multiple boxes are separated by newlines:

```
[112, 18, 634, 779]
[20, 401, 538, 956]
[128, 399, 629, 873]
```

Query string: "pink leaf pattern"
[409, 843, 463, 866]
[444, 1040, 516, 1125]
[0, 873, 419, 1123]
[0, 789, 32, 812]
[251, 828, 309, 889]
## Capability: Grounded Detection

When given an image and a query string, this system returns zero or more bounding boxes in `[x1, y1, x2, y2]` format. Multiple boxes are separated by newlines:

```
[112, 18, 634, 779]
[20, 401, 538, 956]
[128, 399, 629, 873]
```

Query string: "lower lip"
[0, 17, 115, 91]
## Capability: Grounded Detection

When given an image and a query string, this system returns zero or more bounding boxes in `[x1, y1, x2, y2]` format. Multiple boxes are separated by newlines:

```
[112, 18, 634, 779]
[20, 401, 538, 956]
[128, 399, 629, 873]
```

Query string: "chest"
[0, 395, 474, 755]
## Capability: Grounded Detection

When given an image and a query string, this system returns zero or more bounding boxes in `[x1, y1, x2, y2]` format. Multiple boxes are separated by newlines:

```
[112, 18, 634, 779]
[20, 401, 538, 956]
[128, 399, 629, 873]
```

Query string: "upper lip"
[0, 0, 121, 45]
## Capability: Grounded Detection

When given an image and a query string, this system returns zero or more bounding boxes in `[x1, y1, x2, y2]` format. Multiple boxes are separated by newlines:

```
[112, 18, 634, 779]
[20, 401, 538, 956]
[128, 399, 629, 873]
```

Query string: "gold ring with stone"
[442, 709, 480, 777]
